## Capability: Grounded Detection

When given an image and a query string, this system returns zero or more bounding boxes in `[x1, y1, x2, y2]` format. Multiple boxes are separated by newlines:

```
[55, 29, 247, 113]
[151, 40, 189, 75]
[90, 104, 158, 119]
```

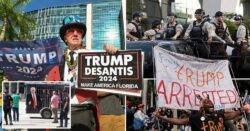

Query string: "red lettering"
[208, 121, 216, 131]
[226, 90, 237, 103]
[202, 91, 208, 99]
[217, 90, 228, 105]
[157, 80, 168, 104]
[183, 84, 192, 107]
[216, 72, 224, 87]
[201, 122, 208, 131]
[176, 65, 184, 81]
[186, 67, 195, 87]
[206, 91, 217, 104]
[196, 71, 205, 87]
[170, 82, 181, 106]
[193, 89, 201, 106]
[207, 72, 216, 87]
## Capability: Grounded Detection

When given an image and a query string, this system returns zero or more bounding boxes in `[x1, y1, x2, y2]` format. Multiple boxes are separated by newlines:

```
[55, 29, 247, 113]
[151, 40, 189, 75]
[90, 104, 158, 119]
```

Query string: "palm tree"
[0, 0, 36, 41]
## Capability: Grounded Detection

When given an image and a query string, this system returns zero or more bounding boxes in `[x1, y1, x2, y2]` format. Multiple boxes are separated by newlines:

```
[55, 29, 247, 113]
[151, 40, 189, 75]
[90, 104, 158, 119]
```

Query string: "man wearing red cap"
[59, 15, 117, 131]
[133, 103, 148, 130]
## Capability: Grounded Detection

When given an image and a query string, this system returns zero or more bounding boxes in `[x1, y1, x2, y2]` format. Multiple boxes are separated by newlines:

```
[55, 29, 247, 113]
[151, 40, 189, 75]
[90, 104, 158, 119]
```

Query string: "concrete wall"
[203, 0, 239, 16]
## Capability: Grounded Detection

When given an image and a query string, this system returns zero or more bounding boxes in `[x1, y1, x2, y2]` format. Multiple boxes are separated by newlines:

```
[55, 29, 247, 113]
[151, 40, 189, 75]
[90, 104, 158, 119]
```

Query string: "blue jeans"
[12, 107, 19, 121]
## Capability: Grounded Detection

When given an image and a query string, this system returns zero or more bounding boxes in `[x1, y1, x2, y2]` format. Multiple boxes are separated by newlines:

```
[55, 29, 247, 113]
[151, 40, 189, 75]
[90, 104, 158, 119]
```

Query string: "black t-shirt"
[61, 96, 69, 111]
[189, 110, 225, 131]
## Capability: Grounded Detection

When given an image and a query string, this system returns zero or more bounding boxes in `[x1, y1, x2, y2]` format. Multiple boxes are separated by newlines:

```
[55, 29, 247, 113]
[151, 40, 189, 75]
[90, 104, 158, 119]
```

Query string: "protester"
[50, 91, 60, 123]
[59, 15, 117, 131]
[133, 104, 149, 131]
[11, 90, 20, 122]
[155, 95, 247, 131]
[244, 95, 250, 127]
[126, 99, 135, 131]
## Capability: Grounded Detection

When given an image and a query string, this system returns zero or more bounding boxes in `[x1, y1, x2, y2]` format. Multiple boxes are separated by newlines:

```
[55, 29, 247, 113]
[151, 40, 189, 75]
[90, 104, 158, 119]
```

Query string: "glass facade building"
[92, 1, 123, 50]
[27, 4, 86, 49]
[26, 0, 123, 50]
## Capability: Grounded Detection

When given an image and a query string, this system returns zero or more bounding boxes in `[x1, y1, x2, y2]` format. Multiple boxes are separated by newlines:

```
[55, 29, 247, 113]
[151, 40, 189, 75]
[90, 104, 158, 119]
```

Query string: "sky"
[23, 0, 105, 12]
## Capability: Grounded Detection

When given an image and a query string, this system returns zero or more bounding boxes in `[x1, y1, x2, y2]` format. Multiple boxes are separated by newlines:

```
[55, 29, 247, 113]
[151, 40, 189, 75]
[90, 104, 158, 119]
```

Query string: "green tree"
[0, 0, 36, 41]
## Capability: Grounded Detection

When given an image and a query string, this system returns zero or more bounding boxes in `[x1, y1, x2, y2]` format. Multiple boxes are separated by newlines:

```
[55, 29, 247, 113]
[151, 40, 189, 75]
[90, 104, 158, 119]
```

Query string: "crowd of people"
[127, 9, 249, 59]
[2, 87, 69, 128]
[126, 95, 250, 131]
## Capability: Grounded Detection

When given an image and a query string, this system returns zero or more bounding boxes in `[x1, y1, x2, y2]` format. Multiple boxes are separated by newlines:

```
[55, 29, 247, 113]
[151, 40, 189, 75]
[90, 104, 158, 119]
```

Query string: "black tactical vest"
[165, 23, 177, 39]
[212, 22, 227, 39]
[129, 22, 143, 39]
[154, 29, 164, 40]
[190, 21, 206, 40]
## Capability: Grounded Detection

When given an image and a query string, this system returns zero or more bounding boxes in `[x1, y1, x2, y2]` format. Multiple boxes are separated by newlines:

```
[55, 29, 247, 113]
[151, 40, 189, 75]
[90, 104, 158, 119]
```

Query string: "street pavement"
[2, 101, 71, 130]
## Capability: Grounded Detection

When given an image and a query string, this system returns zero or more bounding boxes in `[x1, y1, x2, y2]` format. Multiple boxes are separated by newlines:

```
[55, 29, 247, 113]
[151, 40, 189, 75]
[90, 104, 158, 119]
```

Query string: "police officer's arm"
[126, 23, 139, 41]
[157, 115, 189, 125]
[184, 23, 193, 39]
[172, 24, 183, 40]
[204, 22, 213, 43]
[211, 24, 226, 43]
[224, 109, 243, 120]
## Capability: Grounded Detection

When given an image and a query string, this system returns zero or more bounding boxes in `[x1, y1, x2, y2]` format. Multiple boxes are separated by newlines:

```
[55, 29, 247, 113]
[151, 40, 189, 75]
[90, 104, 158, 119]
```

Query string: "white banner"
[154, 46, 240, 110]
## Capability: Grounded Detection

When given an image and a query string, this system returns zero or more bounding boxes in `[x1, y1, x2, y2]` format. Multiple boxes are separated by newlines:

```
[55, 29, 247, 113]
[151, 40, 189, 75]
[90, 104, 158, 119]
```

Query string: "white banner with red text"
[154, 46, 240, 110]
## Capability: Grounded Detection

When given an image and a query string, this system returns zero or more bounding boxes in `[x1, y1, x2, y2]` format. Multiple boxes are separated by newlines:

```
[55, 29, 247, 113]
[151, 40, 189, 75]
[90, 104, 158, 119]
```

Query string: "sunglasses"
[195, 14, 203, 16]
[63, 15, 81, 25]
[66, 28, 83, 34]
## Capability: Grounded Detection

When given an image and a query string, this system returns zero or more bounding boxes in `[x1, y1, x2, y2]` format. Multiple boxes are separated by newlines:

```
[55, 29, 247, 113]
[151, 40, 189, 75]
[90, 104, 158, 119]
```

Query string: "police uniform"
[126, 20, 143, 41]
[211, 19, 234, 44]
[184, 20, 213, 41]
[236, 25, 248, 43]
[162, 22, 183, 39]
[143, 29, 164, 40]
[184, 20, 213, 58]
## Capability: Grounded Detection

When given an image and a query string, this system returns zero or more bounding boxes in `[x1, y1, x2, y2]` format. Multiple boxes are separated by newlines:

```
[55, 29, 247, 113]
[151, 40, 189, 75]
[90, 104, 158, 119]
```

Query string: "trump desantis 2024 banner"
[154, 46, 240, 110]
[0, 38, 62, 81]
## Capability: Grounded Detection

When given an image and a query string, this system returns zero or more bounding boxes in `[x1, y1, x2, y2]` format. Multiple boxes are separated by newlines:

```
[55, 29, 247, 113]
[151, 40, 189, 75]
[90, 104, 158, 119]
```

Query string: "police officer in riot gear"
[184, 9, 213, 58]
[211, 11, 234, 44]
[184, 9, 213, 42]
[163, 12, 183, 40]
[127, 12, 144, 41]
[143, 19, 164, 40]
[210, 11, 233, 58]
[233, 15, 248, 44]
